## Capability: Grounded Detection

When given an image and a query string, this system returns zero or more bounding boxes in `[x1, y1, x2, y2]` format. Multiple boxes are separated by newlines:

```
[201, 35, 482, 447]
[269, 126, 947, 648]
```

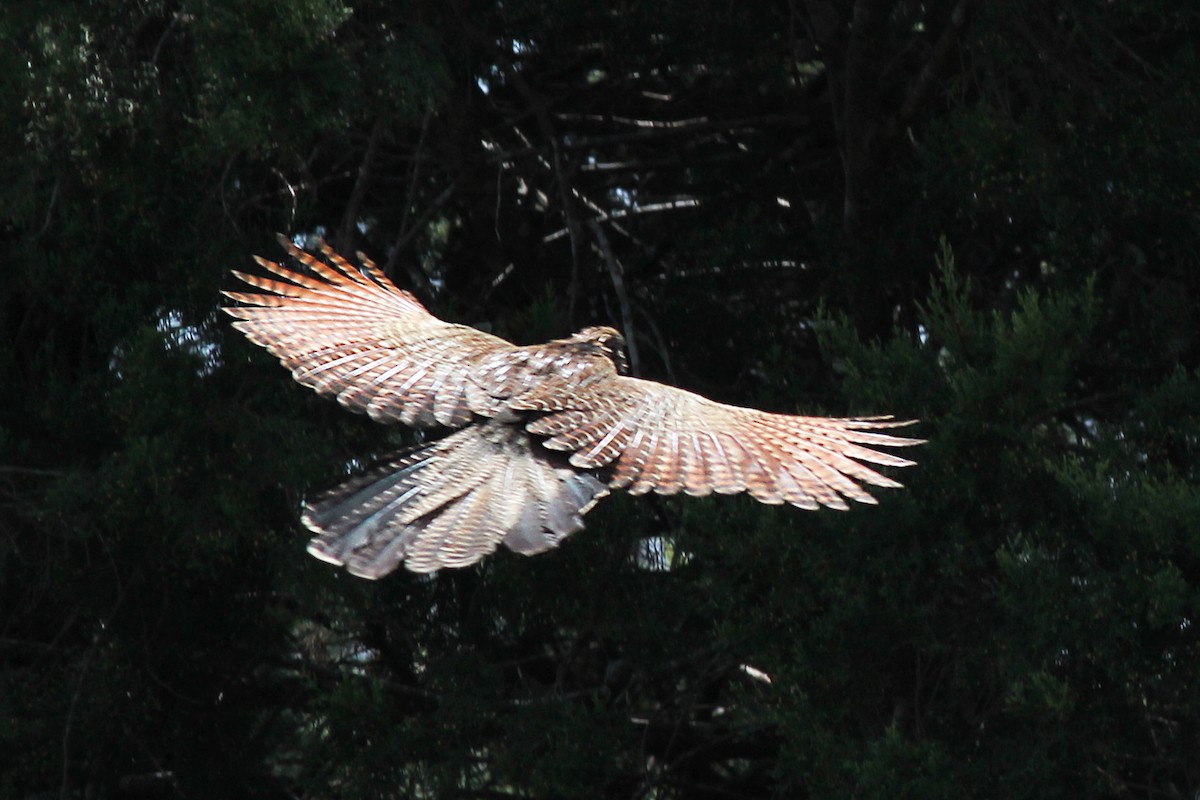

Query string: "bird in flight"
[224, 238, 921, 577]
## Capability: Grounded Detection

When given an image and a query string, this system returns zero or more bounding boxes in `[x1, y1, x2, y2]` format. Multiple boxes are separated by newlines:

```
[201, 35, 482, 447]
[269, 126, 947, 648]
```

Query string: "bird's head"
[575, 325, 629, 374]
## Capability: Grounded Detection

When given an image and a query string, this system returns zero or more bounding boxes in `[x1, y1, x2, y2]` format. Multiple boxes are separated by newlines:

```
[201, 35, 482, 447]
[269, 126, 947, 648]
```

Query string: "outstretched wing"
[515, 370, 922, 510]
[226, 240, 920, 576]
[223, 237, 516, 428]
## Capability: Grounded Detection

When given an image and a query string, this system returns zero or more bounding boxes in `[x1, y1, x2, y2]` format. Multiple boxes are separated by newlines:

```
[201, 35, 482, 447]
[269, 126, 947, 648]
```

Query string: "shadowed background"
[2, 1, 1199, 797]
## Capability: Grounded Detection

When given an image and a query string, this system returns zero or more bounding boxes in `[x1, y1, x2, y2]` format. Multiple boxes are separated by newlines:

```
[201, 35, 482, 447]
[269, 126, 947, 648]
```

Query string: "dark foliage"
[2, 0, 1199, 797]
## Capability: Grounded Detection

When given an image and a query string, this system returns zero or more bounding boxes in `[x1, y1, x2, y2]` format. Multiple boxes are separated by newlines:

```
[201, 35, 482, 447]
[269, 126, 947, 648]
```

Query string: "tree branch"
[337, 113, 387, 252]
[452, 0, 584, 320]
[588, 219, 640, 374]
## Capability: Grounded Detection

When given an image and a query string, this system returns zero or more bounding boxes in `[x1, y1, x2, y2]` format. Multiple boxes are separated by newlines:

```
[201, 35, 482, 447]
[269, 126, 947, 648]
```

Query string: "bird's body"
[224, 238, 921, 577]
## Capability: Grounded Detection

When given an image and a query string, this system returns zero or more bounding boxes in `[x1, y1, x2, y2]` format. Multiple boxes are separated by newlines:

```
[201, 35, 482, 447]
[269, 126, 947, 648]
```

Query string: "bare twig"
[451, 0, 584, 319]
[151, 12, 188, 66]
[337, 113, 388, 252]
[396, 107, 433, 249]
[490, 113, 809, 162]
[544, 199, 700, 243]
[385, 184, 455, 297]
[0, 465, 67, 476]
[891, 0, 979, 132]
[588, 220, 640, 375]
[60, 632, 99, 800]
[272, 168, 298, 229]
[35, 174, 62, 240]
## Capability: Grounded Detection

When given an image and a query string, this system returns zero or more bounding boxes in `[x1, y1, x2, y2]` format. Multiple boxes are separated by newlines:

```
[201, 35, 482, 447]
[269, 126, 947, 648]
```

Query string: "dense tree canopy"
[2, 1, 1199, 797]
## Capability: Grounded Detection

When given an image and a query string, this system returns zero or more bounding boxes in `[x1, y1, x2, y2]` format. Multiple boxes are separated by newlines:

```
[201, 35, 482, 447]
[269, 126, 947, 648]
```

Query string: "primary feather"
[225, 239, 922, 576]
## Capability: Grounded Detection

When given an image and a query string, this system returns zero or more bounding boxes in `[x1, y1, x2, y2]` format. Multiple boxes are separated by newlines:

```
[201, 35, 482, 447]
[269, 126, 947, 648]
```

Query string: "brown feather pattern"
[225, 240, 923, 576]
[304, 421, 609, 576]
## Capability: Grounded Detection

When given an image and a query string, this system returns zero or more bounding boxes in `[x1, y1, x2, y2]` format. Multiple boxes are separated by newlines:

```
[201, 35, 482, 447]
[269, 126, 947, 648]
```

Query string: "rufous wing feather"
[227, 240, 922, 577]
[512, 377, 922, 510]
[222, 237, 516, 427]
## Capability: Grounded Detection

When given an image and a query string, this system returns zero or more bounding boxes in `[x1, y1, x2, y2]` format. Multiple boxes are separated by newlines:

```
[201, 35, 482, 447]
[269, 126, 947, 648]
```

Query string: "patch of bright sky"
[156, 308, 221, 376]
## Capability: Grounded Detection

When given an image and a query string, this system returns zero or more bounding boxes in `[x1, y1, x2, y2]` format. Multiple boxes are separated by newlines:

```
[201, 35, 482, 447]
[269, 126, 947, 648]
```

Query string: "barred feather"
[223, 236, 515, 427]
[226, 240, 923, 577]
[304, 422, 609, 577]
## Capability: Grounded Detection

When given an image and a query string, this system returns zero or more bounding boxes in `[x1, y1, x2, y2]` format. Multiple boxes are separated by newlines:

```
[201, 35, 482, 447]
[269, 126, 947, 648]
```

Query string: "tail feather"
[303, 421, 609, 577]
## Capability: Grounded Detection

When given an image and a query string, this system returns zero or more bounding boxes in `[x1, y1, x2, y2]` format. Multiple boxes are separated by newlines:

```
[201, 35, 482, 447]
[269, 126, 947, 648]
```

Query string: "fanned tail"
[303, 421, 609, 577]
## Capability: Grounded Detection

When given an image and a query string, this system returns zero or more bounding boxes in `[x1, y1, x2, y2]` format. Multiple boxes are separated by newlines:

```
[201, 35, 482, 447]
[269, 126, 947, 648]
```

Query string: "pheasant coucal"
[224, 238, 922, 577]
